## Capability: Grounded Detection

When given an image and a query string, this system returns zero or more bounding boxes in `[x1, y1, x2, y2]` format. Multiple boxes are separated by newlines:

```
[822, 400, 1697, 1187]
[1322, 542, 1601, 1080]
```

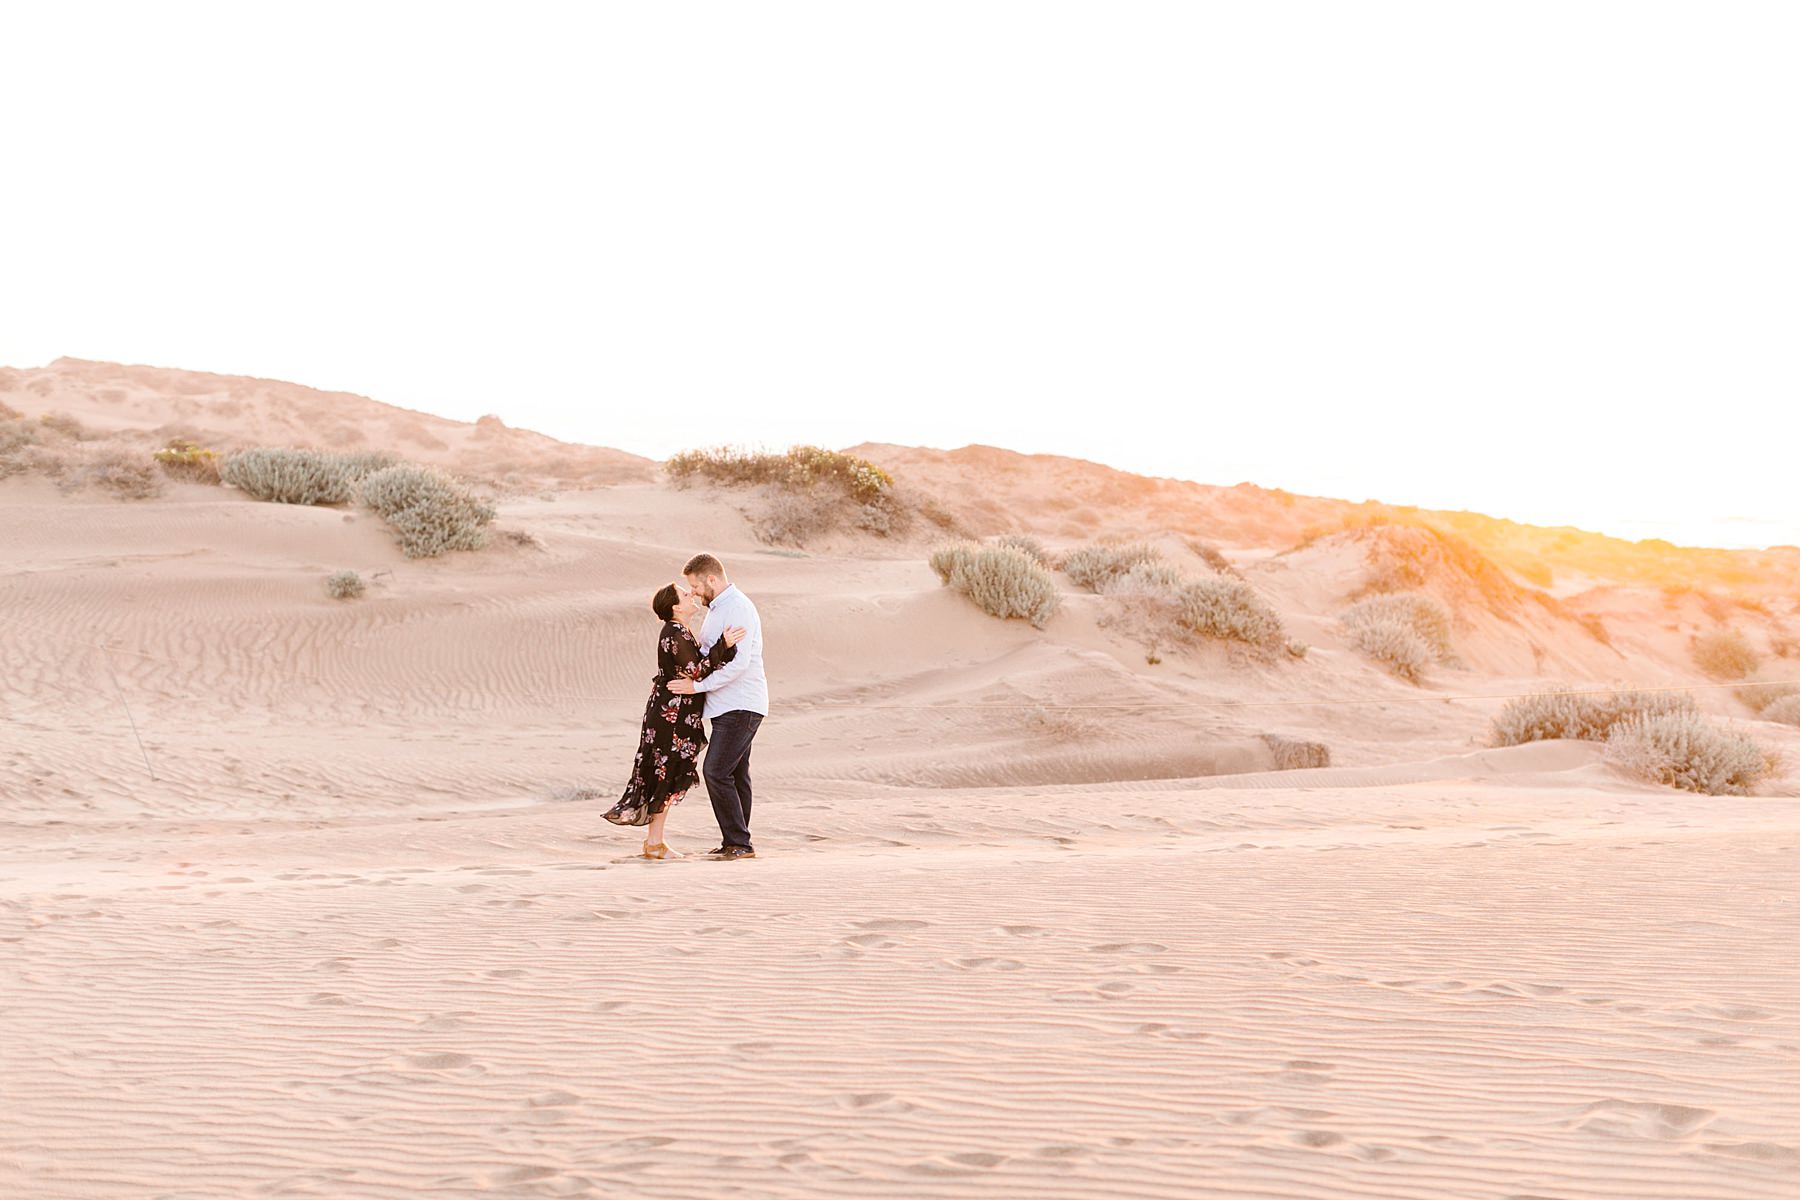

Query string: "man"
[666, 553, 766, 860]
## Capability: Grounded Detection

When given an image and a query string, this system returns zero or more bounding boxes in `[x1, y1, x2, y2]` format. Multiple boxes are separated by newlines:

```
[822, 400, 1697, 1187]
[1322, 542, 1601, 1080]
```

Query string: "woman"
[604, 582, 746, 858]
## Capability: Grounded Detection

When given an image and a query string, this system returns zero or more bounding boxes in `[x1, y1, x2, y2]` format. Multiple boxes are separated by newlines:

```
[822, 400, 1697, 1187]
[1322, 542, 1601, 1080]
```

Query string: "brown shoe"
[713, 845, 756, 861]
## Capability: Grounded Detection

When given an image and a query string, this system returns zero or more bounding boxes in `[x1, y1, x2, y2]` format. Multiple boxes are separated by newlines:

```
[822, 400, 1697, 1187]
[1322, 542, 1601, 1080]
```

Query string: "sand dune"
[4, 363, 1799, 1198]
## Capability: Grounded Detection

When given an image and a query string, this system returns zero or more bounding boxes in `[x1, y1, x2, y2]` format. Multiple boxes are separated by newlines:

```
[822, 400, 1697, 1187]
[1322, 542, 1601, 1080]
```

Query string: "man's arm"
[693, 605, 759, 694]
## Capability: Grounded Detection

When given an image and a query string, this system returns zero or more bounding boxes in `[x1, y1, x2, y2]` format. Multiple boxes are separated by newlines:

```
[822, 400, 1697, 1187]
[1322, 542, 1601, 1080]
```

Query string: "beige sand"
[3, 361, 1798, 1198]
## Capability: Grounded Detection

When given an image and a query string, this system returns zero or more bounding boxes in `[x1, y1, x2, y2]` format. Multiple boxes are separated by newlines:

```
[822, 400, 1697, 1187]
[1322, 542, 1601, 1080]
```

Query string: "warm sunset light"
[2, 3, 1795, 547]
[4, 7, 1797, 1200]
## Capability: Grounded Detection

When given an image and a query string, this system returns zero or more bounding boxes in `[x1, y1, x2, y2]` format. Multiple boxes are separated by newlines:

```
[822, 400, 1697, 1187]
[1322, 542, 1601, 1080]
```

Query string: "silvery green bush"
[1490, 687, 1697, 747]
[222, 448, 395, 505]
[1348, 617, 1433, 683]
[1691, 629, 1760, 680]
[1737, 680, 1800, 712]
[1062, 542, 1161, 592]
[326, 569, 366, 600]
[1175, 576, 1284, 647]
[931, 543, 1059, 628]
[359, 464, 496, 558]
[1761, 694, 1800, 727]
[990, 534, 1050, 567]
[1342, 592, 1454, 661]
[1098, 561, 1186, 599]
[1603, 711, 1773, 795]
[929, 542, 975, 585]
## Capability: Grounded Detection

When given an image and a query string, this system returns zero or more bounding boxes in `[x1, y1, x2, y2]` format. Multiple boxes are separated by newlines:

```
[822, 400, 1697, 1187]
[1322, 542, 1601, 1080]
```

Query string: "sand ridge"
[4, 364, 1800, 1197]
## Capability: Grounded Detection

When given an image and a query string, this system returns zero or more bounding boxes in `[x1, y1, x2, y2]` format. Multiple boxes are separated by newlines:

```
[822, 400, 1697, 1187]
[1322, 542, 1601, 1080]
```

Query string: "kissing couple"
[603, 553, 767, 861]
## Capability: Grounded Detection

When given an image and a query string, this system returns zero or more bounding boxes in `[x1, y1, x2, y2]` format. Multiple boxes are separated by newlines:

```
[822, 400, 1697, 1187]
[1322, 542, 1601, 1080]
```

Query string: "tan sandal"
[641, 841, 680, 860]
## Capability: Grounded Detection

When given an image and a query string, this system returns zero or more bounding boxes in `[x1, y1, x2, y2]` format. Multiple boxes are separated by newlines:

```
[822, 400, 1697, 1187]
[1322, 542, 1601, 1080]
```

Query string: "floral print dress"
[604, 620, 737, 827]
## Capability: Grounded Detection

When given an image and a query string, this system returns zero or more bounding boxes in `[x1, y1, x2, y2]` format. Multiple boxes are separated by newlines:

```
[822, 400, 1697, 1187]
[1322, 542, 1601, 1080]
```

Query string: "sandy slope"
[4, 364, 1800, 1198]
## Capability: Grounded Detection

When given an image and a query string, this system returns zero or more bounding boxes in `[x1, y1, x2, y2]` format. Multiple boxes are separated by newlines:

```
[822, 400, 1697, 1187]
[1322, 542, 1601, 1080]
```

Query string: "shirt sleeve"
[692, 603, 759, 694]
[696, 602, 724, 653]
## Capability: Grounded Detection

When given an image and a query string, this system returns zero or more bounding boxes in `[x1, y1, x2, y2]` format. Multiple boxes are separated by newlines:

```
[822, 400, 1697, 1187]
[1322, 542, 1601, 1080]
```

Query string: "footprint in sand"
[526, 1090, 581, 1108]
[1704, 1141, 1800, 1165]
[1570, 1099, 1715, 1140]
[855, 919, 928, 931]
[840, 1092, 894, 1109]
[1291, 1130, 1345, 1148]
[405, 1052, 475, 1070]
[489, 1166, 558, 1185]
[1088, 942, 1167, 955]
[905, 1153, 1006, 1176]
[950, 957, 1024, 971]
[998, 925, 1049, 938]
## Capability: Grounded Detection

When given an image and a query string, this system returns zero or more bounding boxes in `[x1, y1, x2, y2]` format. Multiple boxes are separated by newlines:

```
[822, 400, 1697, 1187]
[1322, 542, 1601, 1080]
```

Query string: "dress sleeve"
[660, 623, 735, 687]
[659, 623, 700, 687]
[697, 634, 738, 677]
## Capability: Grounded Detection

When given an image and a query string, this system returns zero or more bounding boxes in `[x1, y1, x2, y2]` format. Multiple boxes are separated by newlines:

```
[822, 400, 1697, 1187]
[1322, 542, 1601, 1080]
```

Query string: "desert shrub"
[917, 496, 960, 532]
[0, 400, 20, 420]
[991, 534, 1050, 566]
[1175, 576, 1284, 647]
[1285, 639, 1309, 659]
[1349, 521, 1525, 614]
[1260, 734, 1331, 770]
[326, 569, 366, 600]
[1185, 538, 1237, 576]
[1490, 687, 1698, 747]
[38, 412, 89, 440]
[1348, 617, 1432, 682]
[935, 544, 1059, 628]
[753, 489, 836, 547]
[0, 428, 50, 480]
[1737, 680, 1800, 712]
[1770, 635, 1797, 659]
[358, 464, 496, 558]
[1098, 561, 1186, 598]
[667, 445, 892, 503]
[497, 528, 544, 550]
[0, 415, 40, 457]
[784, 445, 893, 502]
[852, 492, 910, 537]
[154, 438, 222, 484]
[1692, 629, 1760, 680]
[929, 542, 975, 584]
[222, 448, 395, 505]
[669, 445, 900, 544]
[1062, 541, 1161, 592]
[1761, 694, 1800, 727]
[34, 446, 161, 499]
[1343, 592, 1453, 658]
[1604, 712, 1773, 796]
[1576, 613, 1613, 646]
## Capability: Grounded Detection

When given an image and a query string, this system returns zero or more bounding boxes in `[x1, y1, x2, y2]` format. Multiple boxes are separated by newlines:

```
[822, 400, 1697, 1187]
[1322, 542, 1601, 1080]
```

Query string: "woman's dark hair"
[651, 584, 680, 623]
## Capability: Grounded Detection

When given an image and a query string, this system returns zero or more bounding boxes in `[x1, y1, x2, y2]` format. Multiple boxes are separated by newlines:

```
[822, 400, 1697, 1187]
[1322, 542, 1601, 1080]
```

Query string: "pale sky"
[3, 3, 1795, 548]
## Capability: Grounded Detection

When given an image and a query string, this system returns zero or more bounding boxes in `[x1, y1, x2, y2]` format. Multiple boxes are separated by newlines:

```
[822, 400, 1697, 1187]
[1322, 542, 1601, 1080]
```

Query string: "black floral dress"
[604, 620, 737, 827]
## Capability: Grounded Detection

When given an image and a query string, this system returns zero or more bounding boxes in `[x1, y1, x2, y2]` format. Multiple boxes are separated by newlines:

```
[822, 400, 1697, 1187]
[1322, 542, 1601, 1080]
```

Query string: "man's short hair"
[683, 553, 724, 578]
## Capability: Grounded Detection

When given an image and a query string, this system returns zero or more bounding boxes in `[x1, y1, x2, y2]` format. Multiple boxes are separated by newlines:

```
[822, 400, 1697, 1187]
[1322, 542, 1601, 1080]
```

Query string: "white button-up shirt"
[694, 583, 769, 718]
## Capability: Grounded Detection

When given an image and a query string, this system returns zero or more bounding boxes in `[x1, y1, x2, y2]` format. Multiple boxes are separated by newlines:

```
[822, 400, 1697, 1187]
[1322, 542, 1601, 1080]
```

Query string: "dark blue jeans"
[704, 710, 763, 849]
